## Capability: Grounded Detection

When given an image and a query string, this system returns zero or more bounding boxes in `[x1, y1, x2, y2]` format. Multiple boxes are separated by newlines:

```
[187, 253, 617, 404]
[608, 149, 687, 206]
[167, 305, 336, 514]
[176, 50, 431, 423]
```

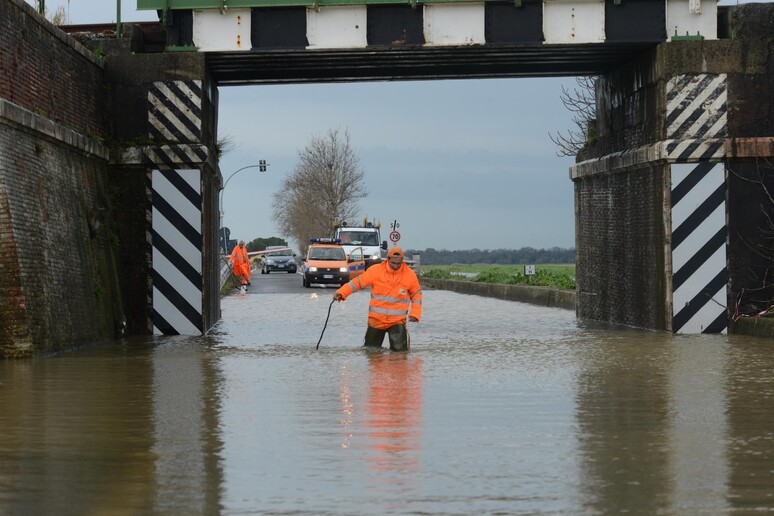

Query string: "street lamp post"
[219, 164, 265, 254]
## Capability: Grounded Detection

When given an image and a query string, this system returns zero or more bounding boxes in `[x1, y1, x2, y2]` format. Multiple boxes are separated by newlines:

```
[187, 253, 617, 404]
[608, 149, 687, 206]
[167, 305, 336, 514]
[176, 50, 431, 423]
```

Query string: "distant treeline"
[404, 247, 576, 265]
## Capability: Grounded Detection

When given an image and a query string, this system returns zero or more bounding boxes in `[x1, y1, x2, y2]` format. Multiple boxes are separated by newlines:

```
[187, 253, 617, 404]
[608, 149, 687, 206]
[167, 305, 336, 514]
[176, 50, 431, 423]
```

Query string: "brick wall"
[0, 0, 121, 357]
[588, 48, 662, 159]
[0, 105, 121, 356]
[0, 0, 105, 138]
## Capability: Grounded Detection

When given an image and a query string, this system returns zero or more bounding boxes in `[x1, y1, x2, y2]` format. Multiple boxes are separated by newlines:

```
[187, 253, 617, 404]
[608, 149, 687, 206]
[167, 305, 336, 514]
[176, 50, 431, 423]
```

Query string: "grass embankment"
[421, 264, 576, 290]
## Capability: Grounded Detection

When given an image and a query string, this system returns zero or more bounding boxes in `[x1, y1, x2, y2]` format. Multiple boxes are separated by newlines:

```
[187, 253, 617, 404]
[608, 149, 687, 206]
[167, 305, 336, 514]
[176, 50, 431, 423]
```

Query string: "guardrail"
[220, 261, 232, 289]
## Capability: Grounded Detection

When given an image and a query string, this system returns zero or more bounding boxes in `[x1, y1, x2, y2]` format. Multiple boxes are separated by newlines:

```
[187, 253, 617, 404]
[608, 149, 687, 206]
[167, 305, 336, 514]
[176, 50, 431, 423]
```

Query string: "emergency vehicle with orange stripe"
[302, 238, 366, 288]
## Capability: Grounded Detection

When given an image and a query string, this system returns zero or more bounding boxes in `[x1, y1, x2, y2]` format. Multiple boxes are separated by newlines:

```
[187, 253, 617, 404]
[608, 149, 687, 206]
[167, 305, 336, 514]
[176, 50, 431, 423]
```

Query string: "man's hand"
[409, 316, 418, 322]
[333, 292, 343, 302]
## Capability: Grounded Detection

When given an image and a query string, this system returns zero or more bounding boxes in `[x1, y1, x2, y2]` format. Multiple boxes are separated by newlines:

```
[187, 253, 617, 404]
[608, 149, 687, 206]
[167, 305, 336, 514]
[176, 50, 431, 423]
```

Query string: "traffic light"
[259, 159, 267, 172]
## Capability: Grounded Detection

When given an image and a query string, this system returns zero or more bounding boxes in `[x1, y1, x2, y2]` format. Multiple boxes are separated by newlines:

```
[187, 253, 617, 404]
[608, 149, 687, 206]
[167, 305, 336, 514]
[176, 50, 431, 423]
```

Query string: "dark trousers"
[363, 324, 410, 352]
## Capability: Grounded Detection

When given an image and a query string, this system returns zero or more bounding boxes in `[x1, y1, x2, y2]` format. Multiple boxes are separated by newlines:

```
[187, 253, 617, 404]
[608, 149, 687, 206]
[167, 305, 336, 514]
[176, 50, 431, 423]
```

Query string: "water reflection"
[575, 333, 676, 513]
[726, 339, 774, 510]
[363, 352, 423, 493]
[151, 338, 225, 514]
[0, 342, 159, 514]
[1, 291, 774, 514]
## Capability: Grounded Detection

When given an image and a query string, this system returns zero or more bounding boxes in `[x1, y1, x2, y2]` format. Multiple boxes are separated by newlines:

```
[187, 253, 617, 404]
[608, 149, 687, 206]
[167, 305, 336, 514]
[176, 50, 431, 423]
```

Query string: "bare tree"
[272, 128, 367, 252]
[549, 76, 599, 157]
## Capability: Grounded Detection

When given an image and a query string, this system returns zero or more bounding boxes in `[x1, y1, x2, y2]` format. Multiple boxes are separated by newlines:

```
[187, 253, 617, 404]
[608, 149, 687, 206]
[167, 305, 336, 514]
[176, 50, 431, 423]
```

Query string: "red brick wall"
[0, 0, 120, 357]
[0, 0, 105, 137]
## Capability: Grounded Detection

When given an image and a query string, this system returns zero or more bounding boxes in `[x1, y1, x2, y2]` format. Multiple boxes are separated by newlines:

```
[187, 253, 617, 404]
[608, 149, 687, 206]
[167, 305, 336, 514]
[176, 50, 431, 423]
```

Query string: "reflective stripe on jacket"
[336, 261, 422, 330]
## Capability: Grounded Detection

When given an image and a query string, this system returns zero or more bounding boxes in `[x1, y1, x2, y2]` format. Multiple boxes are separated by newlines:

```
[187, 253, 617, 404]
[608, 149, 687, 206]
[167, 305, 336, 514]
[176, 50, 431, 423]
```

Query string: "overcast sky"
[29, 0, 748, 252]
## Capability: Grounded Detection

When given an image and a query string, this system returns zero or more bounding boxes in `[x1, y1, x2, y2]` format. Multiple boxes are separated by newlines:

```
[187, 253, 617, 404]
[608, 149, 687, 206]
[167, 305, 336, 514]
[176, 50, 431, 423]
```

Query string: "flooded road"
[2, 275, 774, 514]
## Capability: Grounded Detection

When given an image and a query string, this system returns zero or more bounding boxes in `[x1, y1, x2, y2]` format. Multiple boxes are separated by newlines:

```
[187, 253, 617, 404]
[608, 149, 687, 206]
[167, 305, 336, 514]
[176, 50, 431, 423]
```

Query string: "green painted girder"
[138, 0, 479, 9]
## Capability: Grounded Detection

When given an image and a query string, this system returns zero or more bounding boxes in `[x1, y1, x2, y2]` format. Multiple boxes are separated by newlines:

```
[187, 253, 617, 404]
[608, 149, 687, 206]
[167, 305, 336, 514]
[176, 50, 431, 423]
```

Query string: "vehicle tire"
[287, 270, 294, 274]
[303, 277, 310, 288]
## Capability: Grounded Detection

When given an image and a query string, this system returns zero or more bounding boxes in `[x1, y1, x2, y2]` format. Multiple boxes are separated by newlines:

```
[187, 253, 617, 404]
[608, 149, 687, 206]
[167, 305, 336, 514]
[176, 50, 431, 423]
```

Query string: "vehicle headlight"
[370, 255, 380, 260]
[266, 259, 275, 265]
[339, 267, 348, 273]
[308, 266, 317, 272]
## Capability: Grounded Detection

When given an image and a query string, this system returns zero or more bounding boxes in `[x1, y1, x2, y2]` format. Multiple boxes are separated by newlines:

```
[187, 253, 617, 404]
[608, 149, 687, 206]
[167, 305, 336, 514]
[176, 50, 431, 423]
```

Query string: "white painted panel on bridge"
[423, 4, 485, 46]
[543, 0, 605, 44]
[193, 9, 251, 51]
[153, 170, 202, 229]
[307, 6, 367, 49]
[152, 207, 202, 274]
[673, 245, 726, 315]
[153, 248, 203, 304]
[671, 162, 727, 334]
[675, 287, 727, 333]
[672, 202, 724, 272]
[153, 287, 202, 335]
[667, 0, 718, 40]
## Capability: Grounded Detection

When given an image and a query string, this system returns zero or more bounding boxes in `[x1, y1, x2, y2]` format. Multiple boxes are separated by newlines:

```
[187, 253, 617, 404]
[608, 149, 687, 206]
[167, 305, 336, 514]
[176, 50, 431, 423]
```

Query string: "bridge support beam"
[106, 54, 222, 335]
[572, 5, 774, 333]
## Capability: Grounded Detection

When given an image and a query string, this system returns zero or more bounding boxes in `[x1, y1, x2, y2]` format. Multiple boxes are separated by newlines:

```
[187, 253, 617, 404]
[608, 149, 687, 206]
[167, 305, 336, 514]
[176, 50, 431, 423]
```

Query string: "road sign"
[389, 231, 401, 243]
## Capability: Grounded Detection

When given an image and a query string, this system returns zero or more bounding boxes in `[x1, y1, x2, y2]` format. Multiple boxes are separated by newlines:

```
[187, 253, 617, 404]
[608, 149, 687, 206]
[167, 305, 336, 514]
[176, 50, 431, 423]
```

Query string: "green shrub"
[422, 268, 456, 280]
[423, 265, 576, 290]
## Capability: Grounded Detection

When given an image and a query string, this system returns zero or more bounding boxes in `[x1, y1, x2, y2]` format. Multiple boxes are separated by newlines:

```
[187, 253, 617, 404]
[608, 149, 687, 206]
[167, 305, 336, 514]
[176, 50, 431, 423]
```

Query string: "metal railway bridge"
[115, 0, 767, 337]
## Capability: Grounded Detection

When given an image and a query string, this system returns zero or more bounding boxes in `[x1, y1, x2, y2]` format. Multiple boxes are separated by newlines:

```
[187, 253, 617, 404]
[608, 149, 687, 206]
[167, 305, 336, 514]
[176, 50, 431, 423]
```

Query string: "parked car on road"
[261, 247, 297, 274]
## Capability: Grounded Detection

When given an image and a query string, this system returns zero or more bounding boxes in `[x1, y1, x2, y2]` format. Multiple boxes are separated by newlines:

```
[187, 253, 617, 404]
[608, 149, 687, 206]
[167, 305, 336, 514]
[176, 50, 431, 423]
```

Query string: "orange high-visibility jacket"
[336, 261, 422, 330]
[229, 245, 251, 279]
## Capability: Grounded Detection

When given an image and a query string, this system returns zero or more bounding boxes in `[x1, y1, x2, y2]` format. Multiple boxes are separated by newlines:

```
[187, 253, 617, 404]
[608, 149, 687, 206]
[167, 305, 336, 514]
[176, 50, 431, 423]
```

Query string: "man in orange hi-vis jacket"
[229, 240, 251, 290]
[333, 246, 422, 351]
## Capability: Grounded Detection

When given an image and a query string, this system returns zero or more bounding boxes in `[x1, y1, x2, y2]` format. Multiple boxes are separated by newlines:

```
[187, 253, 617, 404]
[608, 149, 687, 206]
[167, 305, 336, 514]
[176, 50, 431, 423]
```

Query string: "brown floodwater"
[1, 288, 773, 514]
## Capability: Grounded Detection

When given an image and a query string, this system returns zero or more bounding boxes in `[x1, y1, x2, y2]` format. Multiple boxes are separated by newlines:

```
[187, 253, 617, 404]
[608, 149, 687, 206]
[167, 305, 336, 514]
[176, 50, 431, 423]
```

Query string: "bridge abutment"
[573, 6, 774, 332]
[105, 53, 222, 336]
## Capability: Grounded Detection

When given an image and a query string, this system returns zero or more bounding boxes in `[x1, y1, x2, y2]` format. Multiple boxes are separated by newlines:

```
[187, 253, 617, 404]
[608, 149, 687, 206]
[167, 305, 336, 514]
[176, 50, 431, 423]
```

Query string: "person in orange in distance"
[229, 240, 251, 290]
[333, 246, 422, 352]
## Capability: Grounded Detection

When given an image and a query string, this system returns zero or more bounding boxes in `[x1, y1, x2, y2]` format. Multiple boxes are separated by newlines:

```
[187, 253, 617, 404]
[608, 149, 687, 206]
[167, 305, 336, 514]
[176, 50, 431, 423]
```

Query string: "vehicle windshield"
[266, 250, 292, 257]
[338, 231, 378, 246]
[309, 247, 346, 261]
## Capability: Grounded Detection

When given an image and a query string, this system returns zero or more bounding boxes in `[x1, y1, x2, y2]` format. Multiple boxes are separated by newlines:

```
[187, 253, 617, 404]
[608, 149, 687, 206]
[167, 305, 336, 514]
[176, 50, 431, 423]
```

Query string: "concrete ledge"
[570, 137, 774, 180]
[732, 317, 774, 339]
[0, 99, 109, 159]
[419, 278, 576, 311]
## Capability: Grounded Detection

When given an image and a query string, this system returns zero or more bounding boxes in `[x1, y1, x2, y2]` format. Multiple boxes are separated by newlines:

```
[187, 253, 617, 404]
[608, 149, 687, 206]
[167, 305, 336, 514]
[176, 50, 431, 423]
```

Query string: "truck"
[334, 218, 388, 269]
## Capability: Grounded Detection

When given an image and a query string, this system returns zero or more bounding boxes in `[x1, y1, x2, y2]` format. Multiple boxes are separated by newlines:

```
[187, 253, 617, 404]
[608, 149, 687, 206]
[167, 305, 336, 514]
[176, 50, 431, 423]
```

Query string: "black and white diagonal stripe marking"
[144, 144, 208, 168]
[666, 74, 727, 161]
[148, 81, 203, 143]
[152, 168, 203, 335]
[665, 138, 726, 162]
[671, 162, 727, 334]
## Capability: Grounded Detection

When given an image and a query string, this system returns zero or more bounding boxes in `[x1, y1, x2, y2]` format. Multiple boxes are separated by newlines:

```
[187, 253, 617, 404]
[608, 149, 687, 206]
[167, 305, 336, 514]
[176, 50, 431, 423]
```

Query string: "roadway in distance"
[237, 268, 342, 295]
